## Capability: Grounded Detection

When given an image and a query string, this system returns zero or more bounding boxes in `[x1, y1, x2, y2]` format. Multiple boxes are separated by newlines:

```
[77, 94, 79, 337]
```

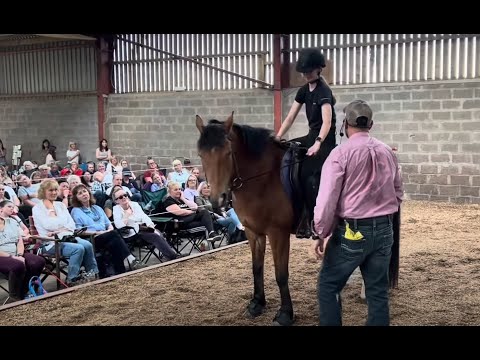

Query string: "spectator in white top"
[96, 162, 113, 188]
[66, 141, 81, 164]
[112, 187, 181, 261]
[106, 155, 123, 175]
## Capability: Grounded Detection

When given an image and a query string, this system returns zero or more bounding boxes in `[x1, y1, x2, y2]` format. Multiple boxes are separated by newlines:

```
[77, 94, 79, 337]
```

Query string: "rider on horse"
[276, 48, 337, 239]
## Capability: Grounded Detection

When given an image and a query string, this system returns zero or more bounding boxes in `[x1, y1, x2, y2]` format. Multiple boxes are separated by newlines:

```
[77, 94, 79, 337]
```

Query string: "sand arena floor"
[0, 200, 479, 326]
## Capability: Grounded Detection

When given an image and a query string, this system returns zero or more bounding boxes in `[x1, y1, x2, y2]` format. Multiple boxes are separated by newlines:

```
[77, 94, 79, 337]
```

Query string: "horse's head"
[196, 112, 235, 208]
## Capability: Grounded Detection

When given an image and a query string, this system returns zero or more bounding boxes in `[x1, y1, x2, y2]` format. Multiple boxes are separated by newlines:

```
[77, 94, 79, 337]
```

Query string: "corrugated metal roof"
[0, 34, 95, 47]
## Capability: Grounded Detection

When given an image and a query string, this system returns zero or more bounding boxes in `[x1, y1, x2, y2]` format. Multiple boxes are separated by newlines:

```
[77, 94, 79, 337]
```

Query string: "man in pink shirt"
[313, 100, 404, 326]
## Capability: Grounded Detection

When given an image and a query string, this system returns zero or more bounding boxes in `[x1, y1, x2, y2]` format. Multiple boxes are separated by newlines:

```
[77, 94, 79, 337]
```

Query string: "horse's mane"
[198, 119, 275, 158]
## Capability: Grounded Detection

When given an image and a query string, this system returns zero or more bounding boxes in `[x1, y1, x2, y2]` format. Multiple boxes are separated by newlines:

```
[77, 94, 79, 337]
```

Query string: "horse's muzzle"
[211, 192, 227, 211]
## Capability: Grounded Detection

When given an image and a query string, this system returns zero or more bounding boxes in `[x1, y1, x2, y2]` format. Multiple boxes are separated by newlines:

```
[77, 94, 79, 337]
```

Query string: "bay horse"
[195, 111, 400, 326]
[196, 112, 296, 326]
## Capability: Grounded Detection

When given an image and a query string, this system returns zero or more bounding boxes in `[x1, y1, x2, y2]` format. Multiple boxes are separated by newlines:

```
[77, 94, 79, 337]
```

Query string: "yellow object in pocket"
[344, 222, 364, 241]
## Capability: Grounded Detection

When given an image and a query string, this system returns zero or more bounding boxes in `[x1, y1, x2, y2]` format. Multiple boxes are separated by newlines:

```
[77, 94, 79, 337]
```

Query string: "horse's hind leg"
[246, 228, 267, 317]
[268, 228, 294, 326]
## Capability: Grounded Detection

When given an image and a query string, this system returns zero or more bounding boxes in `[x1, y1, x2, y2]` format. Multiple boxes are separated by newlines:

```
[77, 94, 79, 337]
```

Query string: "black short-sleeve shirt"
[295, 79, 337, 138]
[163, 196, 189, 218]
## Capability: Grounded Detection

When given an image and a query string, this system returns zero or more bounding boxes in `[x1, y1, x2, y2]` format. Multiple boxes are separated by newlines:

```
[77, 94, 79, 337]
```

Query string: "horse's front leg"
[268, 228, 295, 326]
[246, 228, 267, 317]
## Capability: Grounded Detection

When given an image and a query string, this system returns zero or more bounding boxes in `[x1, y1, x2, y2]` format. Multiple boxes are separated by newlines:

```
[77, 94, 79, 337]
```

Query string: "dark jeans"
[94, 231, 131, 276]
[179, 209, 215, 234]
[137, 231, 178, 260]
[292, 129, 335, 224]
[318, 216, 394, 326]
[0, 253, 46, 299]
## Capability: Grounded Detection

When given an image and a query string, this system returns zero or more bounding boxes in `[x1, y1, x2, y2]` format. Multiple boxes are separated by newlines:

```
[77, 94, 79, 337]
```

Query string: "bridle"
[227, 137, 308, 193]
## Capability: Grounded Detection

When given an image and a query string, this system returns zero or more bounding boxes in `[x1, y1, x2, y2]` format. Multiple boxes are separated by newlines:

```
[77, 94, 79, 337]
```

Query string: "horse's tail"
[389, 206, 401, 289]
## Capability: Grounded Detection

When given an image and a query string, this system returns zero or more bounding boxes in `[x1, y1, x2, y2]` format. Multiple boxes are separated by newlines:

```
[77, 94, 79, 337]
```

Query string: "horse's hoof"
[247, 299, 265, 318]
[273, 310, 295, 326]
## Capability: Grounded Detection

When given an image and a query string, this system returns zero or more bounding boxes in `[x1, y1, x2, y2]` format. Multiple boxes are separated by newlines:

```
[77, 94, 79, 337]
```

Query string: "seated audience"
[32, 179, 99, 286]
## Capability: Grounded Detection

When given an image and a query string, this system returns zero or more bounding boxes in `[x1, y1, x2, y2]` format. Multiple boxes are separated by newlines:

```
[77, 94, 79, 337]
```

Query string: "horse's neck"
[234, 142, 284, 195]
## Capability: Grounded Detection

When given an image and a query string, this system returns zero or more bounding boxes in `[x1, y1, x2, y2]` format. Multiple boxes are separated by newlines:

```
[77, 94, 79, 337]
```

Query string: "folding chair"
[158, 218, 208, 255]
[141, 188, 167, 214]
[114, 224, 164, 264]
[26, 216, 69, 290]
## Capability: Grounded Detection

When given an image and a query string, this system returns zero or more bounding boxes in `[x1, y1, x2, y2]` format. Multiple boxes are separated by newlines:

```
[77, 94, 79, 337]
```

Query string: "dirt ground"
[1, 200, 479, 326]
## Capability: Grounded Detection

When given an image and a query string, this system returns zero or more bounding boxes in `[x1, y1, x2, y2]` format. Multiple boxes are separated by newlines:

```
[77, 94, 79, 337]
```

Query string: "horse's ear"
[195, 115, 204, 134]
[224, 111, 234, 134]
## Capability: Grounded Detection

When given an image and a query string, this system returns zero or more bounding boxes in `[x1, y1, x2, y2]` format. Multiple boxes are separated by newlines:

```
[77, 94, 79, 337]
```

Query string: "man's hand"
[307, 141, 321, 156]
[313, 235, 331, 260]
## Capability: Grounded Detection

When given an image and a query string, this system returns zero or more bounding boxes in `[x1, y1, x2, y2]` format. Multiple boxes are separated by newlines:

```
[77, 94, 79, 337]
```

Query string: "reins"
[228, 140, 309, 191]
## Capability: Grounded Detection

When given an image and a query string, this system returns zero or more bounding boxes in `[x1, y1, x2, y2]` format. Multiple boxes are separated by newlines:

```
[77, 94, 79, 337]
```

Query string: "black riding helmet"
[295, 48, 326, 73]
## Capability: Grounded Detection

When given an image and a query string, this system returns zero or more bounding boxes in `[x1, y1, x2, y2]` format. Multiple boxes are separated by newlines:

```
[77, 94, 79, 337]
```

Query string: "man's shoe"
[130, 259, 148, 270]
[207, 232, 222, 243]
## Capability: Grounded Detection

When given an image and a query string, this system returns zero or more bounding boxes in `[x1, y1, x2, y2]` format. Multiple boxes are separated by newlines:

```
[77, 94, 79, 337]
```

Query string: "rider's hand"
[307, 142, 321, 156]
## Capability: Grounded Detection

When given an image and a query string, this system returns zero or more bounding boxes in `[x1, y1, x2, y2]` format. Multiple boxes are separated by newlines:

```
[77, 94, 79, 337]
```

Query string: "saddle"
[280, 141, 306, 234]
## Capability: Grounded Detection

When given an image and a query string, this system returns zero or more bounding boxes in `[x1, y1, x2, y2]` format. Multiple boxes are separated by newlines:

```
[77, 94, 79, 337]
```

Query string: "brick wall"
[3, 80, 477, 204]
[105, 89, 274, 172]
[0, 95, 98, 167]
[284, 79, 480, 204]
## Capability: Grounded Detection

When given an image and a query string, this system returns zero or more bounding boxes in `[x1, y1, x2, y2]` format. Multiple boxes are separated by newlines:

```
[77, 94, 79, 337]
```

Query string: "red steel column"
[96, 36, 112, 141]
[273, 34, 290, 133]
[273, 34, 282, 133]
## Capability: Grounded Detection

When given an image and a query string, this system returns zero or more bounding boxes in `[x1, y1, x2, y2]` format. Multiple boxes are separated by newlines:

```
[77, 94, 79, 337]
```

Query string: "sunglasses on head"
[115, 194, 127, 200]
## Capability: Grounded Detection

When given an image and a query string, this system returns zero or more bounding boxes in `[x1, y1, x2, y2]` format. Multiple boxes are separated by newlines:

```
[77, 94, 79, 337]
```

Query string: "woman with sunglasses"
[112, 188, 181, 262]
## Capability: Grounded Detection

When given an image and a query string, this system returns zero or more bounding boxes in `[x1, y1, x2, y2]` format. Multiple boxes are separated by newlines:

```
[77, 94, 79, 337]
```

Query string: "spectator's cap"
[172, 159, 182, 167]
[122, 168, 133, 177]
[23, 161, 33, 167]
[295, 48, 326, 73]
[38, 164, 50, 171]
[183, 158, 191, 165]
[343, 100, 373, 129]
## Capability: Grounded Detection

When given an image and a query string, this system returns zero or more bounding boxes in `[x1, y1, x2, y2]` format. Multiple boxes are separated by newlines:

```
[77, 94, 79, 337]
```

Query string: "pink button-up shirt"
[313, 132, 404, 238]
